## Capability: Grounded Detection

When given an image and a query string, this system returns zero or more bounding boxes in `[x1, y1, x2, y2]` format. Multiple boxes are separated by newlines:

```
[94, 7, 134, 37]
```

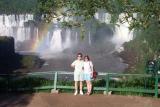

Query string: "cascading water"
[0, 14, 34, 41]
[50, 29, 63, 52]
[94, 12, 133, 52]
[111, 14, 133, 52]
[0, 13, 133, 72]
[88, 31, 91, 45]
[63, 29, 71, 49]
[0, 14, 37, 51]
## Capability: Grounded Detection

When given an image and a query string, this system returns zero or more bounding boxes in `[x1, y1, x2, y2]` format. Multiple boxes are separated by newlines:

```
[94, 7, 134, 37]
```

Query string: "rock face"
[0, 36, 44, 73]
[0, 36, 17, 73]
[0, 36, 15, 57]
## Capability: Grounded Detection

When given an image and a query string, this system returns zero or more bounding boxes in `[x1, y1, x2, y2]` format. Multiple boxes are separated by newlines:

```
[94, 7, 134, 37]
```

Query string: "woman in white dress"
[83, 55, 93, 95]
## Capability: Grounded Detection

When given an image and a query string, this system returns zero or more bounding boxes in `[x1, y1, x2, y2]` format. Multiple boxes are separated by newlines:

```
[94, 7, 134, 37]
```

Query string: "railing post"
[105, 73, 109, 95]
[154, 74, 158, 98]
[53, 72, 58, 90]
[51, 72, 59, 93]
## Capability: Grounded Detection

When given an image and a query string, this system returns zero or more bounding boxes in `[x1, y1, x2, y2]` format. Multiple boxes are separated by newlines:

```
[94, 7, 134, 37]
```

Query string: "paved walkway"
[0, 93, 160, 107]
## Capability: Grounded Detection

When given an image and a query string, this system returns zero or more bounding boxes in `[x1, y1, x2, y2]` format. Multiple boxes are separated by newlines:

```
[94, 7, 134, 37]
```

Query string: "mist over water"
[0, 13, 133, 72]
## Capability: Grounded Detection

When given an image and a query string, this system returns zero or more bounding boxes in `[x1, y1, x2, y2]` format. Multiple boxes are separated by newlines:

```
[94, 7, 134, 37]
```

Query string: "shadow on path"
[0, 93, 34, 107]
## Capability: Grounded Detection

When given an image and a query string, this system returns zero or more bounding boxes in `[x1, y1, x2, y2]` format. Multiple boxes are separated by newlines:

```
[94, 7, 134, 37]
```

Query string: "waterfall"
[0, 13, 133, 54]
[17, 27, 25, 41]
[0, 14, 34, 43]
[88, 31, 91, 45]
[94, 11, 111, 24]
[0, 13, 133, 72]
[112, 23, 133, 52]
[46, 32, 50, 47]
[63, 29, 71, 49]
[75, 31, 78, 44]
[111, 13, 133, 52]
[94, 12, 133, 52]
[50, 29, 63, 52]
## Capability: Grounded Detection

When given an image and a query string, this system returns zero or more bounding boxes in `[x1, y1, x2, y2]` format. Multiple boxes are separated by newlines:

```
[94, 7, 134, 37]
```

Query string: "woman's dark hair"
[84, 55, 90, 60]
[77, 53, 83, 57]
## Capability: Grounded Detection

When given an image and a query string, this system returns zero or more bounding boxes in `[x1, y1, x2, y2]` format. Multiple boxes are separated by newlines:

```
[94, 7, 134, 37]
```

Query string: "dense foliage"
[0, 0, 37, 14]
[121, 24, 160, 73]
[37, 0, 160, 29]
[0, 75, 155, 96]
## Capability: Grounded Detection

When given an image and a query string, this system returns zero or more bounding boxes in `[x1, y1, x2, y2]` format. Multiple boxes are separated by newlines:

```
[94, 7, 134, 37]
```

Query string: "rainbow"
[31, 22, 53, 52]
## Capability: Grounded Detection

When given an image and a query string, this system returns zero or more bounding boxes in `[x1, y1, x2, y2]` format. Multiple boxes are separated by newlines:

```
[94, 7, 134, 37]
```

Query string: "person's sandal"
[87, 92, 91, 95]
[85, 92, 89, 95]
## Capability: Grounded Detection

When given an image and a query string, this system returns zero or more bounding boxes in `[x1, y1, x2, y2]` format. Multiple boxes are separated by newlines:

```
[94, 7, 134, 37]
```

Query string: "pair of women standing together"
[71, 53, 93, 95]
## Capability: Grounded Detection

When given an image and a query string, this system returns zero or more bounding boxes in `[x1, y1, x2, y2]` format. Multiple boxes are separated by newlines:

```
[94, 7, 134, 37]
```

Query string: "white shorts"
[74, 72, 83, 81]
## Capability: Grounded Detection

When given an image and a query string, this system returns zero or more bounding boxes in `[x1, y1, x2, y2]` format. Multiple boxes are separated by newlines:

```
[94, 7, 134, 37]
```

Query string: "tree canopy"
[37, 0, 160, 29]
[0, 0, 37, 14]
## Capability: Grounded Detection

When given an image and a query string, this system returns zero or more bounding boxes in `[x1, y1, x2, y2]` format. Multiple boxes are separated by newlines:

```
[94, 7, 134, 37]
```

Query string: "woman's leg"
[86, 81, 89, 93]
[88, 81, 92, 94]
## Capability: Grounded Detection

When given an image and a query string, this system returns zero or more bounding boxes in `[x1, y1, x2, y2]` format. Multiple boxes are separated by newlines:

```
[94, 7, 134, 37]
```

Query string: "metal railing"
[0, 71, 159, 97]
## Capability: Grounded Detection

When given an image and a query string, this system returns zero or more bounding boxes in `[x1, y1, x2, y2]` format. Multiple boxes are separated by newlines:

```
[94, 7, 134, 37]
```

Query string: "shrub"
[21, 55, 44, 69]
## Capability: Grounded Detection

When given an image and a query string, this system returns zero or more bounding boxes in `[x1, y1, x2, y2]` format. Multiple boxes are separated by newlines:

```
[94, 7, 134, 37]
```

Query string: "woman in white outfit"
[83, 55, 93, 95]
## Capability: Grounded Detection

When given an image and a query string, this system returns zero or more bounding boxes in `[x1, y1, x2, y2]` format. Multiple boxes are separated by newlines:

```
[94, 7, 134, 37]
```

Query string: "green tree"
[0, 0, 37, 14]
[37, 0, 160, 29]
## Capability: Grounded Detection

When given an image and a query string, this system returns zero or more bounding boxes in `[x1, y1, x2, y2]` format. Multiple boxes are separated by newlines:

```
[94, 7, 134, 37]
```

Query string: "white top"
[84, 61, 93, 74]
[71, 60, 84, 73]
